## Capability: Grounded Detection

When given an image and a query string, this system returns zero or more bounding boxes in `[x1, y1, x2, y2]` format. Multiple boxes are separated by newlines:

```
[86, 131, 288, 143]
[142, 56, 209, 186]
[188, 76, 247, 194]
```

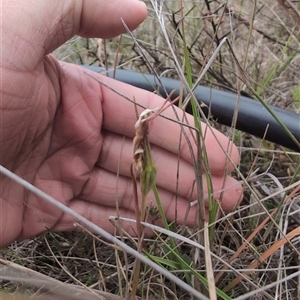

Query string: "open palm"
[0, 0, 243, 247]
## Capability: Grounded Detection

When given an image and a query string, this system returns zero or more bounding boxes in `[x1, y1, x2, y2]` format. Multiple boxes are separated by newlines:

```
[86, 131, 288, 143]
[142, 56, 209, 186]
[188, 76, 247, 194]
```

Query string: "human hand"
[0, 0, 243, 248]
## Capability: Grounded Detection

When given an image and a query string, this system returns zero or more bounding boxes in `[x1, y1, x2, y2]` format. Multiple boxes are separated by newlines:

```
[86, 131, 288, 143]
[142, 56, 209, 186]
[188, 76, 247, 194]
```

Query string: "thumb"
[4, 0, 147, 56]
[46, 0, 147, 52]
[79, 0, 148, 38]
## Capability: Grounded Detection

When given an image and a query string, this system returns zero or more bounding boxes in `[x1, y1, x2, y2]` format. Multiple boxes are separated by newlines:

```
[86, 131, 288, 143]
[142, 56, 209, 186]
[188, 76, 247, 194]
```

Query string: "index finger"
[95, 72, 239, 176]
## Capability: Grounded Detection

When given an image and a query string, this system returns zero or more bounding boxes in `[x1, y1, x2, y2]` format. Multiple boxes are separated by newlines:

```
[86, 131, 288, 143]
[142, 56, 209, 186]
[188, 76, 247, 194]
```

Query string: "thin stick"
[0, 165, 209, 300]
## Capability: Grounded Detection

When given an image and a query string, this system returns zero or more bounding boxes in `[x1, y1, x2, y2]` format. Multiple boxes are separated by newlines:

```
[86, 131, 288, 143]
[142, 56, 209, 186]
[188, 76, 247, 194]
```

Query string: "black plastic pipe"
[83, 66, 300, 152]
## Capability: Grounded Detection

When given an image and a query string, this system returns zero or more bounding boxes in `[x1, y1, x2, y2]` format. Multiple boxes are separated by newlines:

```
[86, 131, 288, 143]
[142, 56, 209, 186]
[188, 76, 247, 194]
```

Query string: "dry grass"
[1, 0, 300, 299]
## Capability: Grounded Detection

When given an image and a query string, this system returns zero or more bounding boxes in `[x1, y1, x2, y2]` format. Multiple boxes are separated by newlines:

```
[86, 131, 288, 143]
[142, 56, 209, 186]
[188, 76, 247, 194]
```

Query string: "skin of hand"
[0, 0, 243, 248]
